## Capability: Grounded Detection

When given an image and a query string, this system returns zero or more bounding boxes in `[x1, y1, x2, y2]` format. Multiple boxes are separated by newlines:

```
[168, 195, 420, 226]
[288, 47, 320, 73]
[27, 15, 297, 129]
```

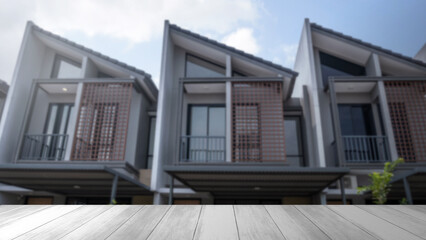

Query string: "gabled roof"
[29, 22, 158, 96]
[169, 23, 299, 77]
[311, 22, 426, 69]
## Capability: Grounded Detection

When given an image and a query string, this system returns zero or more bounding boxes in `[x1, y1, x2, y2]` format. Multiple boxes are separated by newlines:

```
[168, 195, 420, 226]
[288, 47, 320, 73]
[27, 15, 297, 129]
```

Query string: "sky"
[0, 0, 425, 86]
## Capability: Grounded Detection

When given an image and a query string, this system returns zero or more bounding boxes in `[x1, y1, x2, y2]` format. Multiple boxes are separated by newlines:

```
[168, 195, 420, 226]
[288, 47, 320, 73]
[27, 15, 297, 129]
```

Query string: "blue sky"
[0, 0, 425, 86]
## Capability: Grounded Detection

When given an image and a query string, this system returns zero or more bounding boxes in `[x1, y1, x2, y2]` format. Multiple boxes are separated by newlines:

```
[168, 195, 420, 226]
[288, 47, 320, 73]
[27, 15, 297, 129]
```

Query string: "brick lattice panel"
[385, 81, 426, 162]
[231, 81, 286, 162]
[71, 82, 132, 161]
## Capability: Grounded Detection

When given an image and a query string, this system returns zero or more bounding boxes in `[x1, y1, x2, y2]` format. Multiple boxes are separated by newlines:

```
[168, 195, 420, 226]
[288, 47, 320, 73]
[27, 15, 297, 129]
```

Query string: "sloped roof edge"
[169, 23, 299, 77]
[29, 21, 158, 96]
[311, 22, 426, 69]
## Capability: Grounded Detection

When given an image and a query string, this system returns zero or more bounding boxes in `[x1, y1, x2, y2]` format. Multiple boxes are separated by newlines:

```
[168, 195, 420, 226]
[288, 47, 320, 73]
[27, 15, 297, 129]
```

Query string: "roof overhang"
[389, 167, 426, 200]
[164, 165, 349, 198]
[0, 164, 152, 197]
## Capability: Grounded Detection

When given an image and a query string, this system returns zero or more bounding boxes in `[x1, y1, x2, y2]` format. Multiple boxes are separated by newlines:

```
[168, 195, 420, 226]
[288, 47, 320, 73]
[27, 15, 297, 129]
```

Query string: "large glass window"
[284, 117, 304, 166]
[319, 52, 365, 87]
[51, 55, 82, 78]
[44, 103, 74, 160]
[338, 104, 376, 136]
[147, 117, 156, 169]
[185, 54, 226, 78]
[185, 105, 225, 162]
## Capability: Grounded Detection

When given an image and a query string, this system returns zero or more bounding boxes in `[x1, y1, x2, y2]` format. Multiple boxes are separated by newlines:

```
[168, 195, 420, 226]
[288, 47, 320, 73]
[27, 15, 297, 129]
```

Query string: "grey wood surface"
[265, 205, 330, 240]
[0, 205, 425, 240]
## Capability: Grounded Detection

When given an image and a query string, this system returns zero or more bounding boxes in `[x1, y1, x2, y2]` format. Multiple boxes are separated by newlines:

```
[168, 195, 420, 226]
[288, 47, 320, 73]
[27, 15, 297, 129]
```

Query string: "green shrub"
[357, 158, 404, 204]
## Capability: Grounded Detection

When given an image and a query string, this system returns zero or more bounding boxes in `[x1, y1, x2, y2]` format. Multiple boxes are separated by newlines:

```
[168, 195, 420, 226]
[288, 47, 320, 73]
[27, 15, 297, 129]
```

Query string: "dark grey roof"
[30, 21, 158, 95]
[169, 23, 299, 77]
[311, 22, 426, 69]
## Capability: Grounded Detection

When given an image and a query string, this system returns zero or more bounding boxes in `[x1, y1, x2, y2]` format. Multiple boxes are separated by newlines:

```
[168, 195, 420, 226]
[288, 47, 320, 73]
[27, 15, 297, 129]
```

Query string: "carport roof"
[164, 165, 349, 198]
[0, 164, 152, 197]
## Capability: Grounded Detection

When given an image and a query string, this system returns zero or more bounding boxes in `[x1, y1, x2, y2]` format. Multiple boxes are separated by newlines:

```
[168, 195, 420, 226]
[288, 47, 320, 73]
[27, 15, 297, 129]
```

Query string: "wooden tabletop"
[0, 205, 425, 239]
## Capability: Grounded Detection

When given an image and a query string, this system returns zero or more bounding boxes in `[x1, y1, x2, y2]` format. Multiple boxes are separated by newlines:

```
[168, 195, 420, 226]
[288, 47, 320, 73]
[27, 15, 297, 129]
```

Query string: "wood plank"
[15, 205, 112, 240]
[194, 205, 239, 240]
[147, 205, 202, 240]
[0, 205, 81, 239]
[107, 205, 170, 240]
[0, 205, 25, 214]
[61, 205, 143, 240]
[357, 205, 426, 238]
[0, 205, 50, 227]
[295, 206, 377, 240]
[388, 205, 426, 220]
[265, 205, 329, 240]
[234, 205, 285, 240]
[329, 205, 421, 240]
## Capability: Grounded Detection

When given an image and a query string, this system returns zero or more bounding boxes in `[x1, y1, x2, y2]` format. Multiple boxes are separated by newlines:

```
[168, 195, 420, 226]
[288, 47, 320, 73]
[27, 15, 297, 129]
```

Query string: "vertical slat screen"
[71, 82, 132, 161]
[385, 81, 426, 162]
[231, 81, 286, 162]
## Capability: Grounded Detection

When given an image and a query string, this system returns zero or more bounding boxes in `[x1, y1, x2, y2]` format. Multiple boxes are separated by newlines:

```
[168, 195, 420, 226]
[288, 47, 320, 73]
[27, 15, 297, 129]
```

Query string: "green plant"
[357, 158, 404, 204]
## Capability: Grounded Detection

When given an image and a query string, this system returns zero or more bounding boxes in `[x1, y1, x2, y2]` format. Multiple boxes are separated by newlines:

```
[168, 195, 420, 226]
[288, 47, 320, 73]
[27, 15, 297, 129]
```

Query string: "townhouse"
[0, 19, 425, 205]
[0, 22, 157, 204]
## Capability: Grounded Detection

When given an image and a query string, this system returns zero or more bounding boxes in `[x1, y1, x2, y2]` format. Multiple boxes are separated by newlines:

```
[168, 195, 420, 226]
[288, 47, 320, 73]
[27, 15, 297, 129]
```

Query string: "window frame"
[51, 54, 82, 79]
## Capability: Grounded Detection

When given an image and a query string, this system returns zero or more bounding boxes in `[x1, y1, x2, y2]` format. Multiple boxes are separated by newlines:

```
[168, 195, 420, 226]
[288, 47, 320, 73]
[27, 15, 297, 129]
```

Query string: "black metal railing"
[21, 134, 68, 161]
[180, 136, 226, 163]
[342, 135, 389, 163]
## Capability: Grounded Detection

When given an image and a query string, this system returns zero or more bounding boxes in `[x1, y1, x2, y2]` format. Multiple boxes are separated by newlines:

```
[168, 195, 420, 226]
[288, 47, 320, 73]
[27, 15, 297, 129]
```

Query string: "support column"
[377, 81, 398, 161]
[329, 79, 345, 166]
[168, 176, 174, 205]
[225, 55, 232, 162]
[403, 177, 413, 205]
[110, 175, 119, 204]
[65, 82, 83, 161]
[339, 177, 347, 205]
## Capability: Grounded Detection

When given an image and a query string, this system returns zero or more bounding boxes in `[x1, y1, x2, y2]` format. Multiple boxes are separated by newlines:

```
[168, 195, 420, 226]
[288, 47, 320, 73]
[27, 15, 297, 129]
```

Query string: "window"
[319, 52, 365, 87]
[284, 117, 304, 166]
[185, 105, 226, 162]
[185, 54, 226, 78]
[51, 55, 82, 78]
[147, 117, 156, 169]
[338, 104, 376, 136]
[44, 103, 74, 135]
[43, 103, 74, 160]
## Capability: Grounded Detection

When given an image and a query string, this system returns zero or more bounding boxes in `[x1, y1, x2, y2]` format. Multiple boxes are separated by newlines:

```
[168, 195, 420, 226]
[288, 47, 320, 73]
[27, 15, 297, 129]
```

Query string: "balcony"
[173, 77, 297, 166]
[342, 136, 389, 163]
[21, 134, 68, 161]
[328, 76, 426, 166]
[180, 136, 226, 163]
[17, 78, 141, 164]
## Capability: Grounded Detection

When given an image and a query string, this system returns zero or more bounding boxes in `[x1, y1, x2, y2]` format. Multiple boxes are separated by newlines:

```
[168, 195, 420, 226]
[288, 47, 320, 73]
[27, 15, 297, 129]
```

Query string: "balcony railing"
[180, 136, 226, 163]
[342, 135, 389, 163]
[21, 134, 68, 161]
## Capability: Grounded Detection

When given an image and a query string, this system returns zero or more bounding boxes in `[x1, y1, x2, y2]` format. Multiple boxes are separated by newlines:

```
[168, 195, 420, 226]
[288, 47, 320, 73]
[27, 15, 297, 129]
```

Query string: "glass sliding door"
[185, 105, 225, 163]
[43, 103, 74, 160]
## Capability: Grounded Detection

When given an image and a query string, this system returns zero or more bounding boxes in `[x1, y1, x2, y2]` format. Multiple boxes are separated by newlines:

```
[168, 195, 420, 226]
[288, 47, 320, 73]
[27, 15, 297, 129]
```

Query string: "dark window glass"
[44, 103, 74, 134]
[186, 105, 225, 162]
[338, 104, 376, 136]
[51, 55, 82, 78]
[147, 117, 156, 169]
[185, 55, 226, 78]
[319, 52, 365, 87]
[284, 117, 304, 166]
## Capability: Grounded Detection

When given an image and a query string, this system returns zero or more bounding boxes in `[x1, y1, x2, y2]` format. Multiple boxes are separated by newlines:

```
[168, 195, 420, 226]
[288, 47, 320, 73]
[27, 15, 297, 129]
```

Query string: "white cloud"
[222, 28, 260, 55]
[281, 44, 298, 68]
[0, 0, 260, 83]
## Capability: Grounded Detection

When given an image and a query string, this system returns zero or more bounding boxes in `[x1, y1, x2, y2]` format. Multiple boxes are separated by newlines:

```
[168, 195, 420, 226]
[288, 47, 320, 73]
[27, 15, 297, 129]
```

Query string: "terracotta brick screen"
[385, 81, 426, 162]
[231, 81, 286, 162]
[71, 82, 133, 161]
